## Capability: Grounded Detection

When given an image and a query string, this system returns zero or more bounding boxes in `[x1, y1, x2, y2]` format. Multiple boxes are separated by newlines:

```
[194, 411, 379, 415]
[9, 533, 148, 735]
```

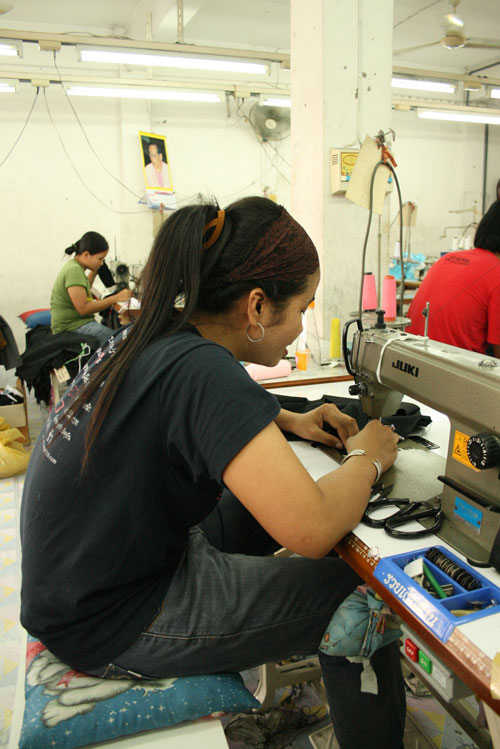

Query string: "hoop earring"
[246, 323, 265, 343]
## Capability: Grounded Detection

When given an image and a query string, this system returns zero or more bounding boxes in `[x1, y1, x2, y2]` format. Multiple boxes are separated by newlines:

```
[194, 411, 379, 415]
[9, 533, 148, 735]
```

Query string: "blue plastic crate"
[374, 545, 500, 642]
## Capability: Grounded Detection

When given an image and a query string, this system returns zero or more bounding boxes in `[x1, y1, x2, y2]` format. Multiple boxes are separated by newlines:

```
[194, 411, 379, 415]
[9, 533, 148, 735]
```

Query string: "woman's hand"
[344, 420, 399, 473]
[114, 288, 132, 303]
[276, 405, 359, 449]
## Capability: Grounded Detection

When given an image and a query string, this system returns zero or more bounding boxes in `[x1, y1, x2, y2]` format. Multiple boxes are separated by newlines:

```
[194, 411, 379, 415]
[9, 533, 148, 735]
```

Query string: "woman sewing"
[50, 231, 131, 346]
[22, 199, 403, 748]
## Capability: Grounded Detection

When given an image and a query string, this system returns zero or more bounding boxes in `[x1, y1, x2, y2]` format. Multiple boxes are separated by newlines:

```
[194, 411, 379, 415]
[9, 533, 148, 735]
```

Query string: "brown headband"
[202, 209, 225, 250]
[225, 207, 319, 283]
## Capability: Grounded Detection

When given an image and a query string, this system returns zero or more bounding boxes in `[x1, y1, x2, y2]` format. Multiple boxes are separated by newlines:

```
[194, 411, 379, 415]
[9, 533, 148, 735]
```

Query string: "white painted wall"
[0, 88, 290, 353]
[1, 84, 499, 363]
[390, 110, 500, 258]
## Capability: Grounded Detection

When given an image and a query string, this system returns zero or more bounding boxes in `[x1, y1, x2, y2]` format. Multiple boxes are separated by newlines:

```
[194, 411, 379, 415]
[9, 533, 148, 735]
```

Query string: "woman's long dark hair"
[64, 231, 108, 256]
[474, 200, 500, 252]
[71, 197, 311, 470]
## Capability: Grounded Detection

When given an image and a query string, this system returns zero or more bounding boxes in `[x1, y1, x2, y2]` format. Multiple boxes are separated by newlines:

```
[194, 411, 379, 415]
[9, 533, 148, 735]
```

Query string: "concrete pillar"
[290, 0, 394, 339]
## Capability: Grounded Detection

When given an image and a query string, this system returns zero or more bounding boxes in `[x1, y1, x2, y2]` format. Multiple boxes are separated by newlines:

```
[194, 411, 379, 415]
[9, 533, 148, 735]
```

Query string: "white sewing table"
[265, 376, 500, 734]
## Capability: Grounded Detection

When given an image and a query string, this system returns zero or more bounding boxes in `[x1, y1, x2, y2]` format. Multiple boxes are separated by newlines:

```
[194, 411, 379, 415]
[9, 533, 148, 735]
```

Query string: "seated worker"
[50, 231, 132, 346]
[21, 198, 403, 748]
[407, 200, 500, 357]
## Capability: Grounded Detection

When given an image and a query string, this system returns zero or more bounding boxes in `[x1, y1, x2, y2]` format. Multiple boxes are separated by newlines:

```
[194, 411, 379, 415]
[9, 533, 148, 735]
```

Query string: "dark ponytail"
[64, 242, 79, 256]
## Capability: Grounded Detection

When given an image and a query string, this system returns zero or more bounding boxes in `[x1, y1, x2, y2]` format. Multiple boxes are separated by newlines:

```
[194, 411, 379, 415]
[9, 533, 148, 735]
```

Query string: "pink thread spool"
[362, 272, 377, 311]
[382, 274, 397, 321]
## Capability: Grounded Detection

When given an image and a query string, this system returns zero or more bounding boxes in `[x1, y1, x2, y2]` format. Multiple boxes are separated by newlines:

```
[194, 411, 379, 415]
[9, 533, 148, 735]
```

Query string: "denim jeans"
[74, 320, 112, 346]
[88, 491, 405, 748]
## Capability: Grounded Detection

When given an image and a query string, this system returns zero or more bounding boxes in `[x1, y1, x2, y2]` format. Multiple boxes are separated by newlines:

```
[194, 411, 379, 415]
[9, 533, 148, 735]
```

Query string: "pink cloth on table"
[245, 359, 292, 381]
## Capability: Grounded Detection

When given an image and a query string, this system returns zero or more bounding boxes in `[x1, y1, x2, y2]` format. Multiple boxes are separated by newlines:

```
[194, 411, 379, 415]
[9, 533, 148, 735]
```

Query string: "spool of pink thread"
[382, 274, 397, 321]
[362, 272, 377, 311]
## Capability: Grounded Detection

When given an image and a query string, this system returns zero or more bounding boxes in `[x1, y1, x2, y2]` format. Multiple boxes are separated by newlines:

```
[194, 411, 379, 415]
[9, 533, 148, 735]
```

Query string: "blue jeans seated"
[73, 321, 113, 347]
[86, 492, 406, 748]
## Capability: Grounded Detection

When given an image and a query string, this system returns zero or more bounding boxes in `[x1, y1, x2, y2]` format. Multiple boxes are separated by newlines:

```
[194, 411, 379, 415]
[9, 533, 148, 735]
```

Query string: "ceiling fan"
[394, 0, 500, 56]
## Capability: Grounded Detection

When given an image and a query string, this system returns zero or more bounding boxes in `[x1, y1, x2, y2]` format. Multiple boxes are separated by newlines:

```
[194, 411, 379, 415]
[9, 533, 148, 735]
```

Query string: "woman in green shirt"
[50, 231, 132, 345]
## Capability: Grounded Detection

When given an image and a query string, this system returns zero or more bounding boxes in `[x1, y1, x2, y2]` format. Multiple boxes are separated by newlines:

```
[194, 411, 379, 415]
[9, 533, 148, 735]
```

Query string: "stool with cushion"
[9, 632, 259, 749]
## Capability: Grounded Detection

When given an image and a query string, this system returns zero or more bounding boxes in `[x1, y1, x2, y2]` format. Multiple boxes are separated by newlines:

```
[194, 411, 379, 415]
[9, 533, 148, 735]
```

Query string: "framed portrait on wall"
[139, 131, 176, 209]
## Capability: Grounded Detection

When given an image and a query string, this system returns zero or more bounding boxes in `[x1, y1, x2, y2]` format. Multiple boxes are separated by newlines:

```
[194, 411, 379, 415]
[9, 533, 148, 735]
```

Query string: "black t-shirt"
[20, 327, 280, 671]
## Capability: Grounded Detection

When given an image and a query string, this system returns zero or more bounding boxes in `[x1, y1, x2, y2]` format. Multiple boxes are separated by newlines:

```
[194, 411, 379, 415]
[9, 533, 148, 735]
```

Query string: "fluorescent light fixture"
[490, 89, 500, 99]
[418, 109, 500, 125]
[78, 47, 267, 75]
[66, 86, 221, 102]
[0, 80, 16, 93]
[391, 77, 455, 94]
[261, 97, 291, 107]
[0, 39, 21, 57]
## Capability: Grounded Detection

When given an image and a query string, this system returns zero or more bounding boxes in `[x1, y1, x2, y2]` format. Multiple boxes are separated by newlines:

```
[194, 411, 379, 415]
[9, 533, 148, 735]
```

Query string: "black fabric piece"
[0, 315, 22, 370]
[98, 292, 124, 330]
[99, 305, 122, 330]
[273, 392, 432, 443]
[15, 325, 99, 405]
[97, 260, 115, 288]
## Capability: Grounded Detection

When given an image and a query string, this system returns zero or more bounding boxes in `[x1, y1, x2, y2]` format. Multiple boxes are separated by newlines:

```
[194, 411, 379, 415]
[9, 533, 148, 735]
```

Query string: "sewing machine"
[343, 319, 500, 568]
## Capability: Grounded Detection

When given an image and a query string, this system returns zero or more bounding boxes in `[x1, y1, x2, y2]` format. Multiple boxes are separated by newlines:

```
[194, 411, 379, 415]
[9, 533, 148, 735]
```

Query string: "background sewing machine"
[335, 320, 500, 568]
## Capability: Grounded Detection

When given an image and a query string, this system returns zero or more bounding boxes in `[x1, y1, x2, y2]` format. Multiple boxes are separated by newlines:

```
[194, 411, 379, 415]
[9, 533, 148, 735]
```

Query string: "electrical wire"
[42, 89, 148, 215]
[387, 163, 405, 316]
[0, 87, 40, 169]
[358, 159, 404, 318]
[217, 160, 285, 203]
[52, 52, 144, 200]
[393, 0, 443, 28]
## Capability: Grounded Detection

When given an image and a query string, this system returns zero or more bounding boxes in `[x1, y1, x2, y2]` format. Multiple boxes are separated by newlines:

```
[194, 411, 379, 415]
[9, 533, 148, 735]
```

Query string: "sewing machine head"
[344, 319, 500, 568]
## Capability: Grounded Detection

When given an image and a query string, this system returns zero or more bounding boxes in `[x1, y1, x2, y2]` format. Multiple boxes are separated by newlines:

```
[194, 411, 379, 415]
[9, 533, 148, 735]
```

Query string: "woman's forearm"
[274, 409, 300, 433]
[75, 295, 119, 316]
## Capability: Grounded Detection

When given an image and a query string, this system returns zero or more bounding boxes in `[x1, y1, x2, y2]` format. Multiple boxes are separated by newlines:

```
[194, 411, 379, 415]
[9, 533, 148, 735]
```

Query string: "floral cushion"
[20, 636, 259, 749]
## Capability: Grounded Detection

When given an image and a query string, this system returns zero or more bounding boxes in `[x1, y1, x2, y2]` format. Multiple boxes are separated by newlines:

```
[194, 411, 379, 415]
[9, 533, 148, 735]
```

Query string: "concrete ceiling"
[1, 0, 500, 87]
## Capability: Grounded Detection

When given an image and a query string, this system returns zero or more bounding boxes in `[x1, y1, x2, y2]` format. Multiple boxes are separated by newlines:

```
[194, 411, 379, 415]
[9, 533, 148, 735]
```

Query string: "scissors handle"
[385, 501, 443, 538]
[362, 498, 409, 528]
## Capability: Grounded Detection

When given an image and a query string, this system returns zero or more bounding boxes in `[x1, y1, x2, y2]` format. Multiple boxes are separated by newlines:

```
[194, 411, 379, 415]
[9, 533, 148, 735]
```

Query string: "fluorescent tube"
[66, 86, 221, 102]
[0, 40, 21, 57]
[78, 48, 268, 75]
[392, 78, 455, 94]
[261, 97, 291, 107]
[418, 109, 500, 125]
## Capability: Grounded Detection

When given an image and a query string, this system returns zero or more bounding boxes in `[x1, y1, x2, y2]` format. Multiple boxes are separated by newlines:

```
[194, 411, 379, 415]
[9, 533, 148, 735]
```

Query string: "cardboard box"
[0, 380, 30, 444]
[0, 402, 26, 429]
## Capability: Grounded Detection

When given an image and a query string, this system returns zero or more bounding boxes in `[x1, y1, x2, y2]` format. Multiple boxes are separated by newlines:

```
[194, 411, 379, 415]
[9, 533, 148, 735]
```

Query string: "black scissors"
[363, 491, 443, 538]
